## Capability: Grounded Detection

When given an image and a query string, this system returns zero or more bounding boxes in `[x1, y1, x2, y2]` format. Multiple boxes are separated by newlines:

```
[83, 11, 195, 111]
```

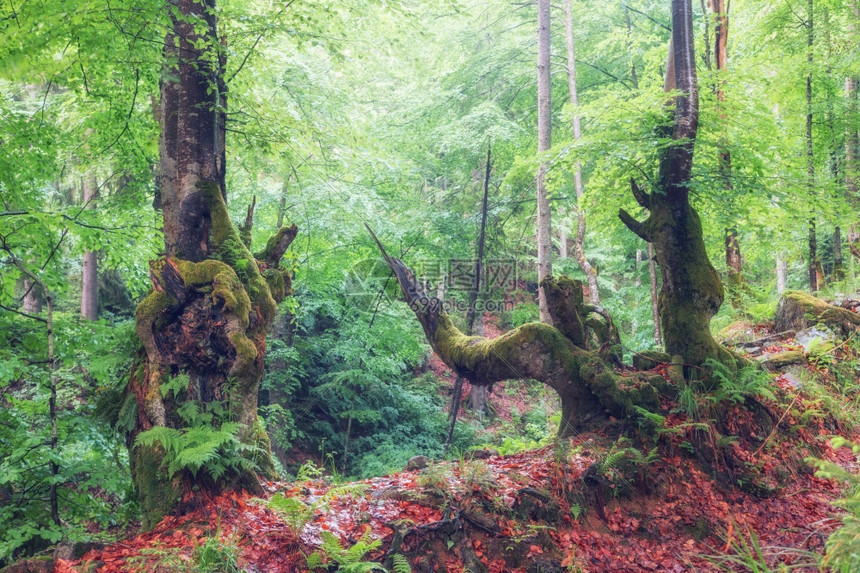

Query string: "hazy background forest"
[1, 0, 860, 570]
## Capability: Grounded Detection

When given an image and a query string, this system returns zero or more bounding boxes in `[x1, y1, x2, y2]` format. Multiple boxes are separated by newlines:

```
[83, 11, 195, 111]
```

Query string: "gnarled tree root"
[368, 229, 661, 436]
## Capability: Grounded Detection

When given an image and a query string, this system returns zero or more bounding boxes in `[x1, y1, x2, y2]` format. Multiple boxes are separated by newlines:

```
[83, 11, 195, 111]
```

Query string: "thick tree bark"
[619, 0, 738, 374]
[127, 0, 298, 528]
[81, 178, 98, 321]
[159, 0, 227, 263]
[20, 277, 42, 314]
[536, 0, 553, 323]
[564, 0, 599, 305]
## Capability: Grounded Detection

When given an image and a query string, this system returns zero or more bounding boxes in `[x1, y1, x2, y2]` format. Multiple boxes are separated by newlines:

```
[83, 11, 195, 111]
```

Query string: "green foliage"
[263, 289, 479, 479]
[700, 523, 820, 572]
[0, 314, 136, 565]
[134, 400, 262, 481]
[306, 530, 388, 572]
[266, 479, 370, 535]
[593, 437, 659, 497]
[194, 534, 242, 573]
[811, 439, 860, 572]
[706, 359, 777, 405]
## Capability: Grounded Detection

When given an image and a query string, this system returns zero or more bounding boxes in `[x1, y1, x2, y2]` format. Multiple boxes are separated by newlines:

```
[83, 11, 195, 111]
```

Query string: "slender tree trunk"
[834, 227, 845, 280]
[560, 225, 568, 259]
[706, 0, 743, 302]
[806, 0, 822, 292]
[635, 249, 642, 288]
[468, 317, 487, 414]
[448, 146, 492, 449]
[81, 178, 98, 321]
[466, 145, 492, 415]
[776, 252, 787, 294]
[626, 7, 639, 89]
[536, 0, 553, 323]
[276, 175, 291, 229]
[846, 3, 860, 263]
[648, 243, 662, 347]
[724, 228, 742, 289]
[564, 0, 599, 305]
[620, 0, 737, 372]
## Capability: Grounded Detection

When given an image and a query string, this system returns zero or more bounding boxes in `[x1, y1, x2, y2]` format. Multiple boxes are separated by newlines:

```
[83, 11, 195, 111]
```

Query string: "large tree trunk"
[564, 0, 599, 305]
[127, 0, 297, 529]
[620, 0, 738, 374]
[81, 178, 98, 321]
[536, 0, 553, 323]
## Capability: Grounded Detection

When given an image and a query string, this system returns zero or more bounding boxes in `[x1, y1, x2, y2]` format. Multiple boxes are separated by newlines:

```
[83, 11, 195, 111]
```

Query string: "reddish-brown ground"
[57, 422, 855, 572]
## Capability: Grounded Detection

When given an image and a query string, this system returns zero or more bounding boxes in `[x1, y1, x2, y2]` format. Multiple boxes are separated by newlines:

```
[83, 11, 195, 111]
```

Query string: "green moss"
[633, 350, 671, 371]
[131, 442, 181, 530]
[763, 350, 807, 370]
[667, 355, 686, 387]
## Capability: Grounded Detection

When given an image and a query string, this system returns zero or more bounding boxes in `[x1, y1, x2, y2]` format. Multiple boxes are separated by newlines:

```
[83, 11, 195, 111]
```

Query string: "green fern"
[705, 359, 775, 405]
[267, 483, 370, 535]
[307, 530, 387, 572]
[134, 400, 261, 480]
[389, 554, 411, 573]
[161, 373, 191, 399]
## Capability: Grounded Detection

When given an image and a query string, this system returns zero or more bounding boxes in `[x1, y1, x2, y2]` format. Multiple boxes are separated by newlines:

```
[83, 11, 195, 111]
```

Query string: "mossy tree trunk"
[127, 0, 298, 529]
[370, 231, 664, 437]
[619, 0, 739, 376]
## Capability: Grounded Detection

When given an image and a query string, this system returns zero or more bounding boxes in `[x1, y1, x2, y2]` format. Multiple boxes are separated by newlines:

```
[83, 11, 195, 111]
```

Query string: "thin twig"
[753, 393, 801, 458]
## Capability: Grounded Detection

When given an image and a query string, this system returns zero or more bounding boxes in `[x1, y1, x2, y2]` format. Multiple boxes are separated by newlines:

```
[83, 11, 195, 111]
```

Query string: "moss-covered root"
[775, 290, 860, 337]
[131, 442, 181, 530]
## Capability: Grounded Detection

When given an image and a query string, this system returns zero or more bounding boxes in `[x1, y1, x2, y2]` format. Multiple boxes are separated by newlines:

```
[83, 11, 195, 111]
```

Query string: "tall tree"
[564, 0, 599, 305]
[708, 0, 744, 300]
[127, 0, 297, 528]
[620, 0, 738, 371]
[536, 0, 553, 323]
[847, 2, 860, 264]
[805, 0, 824, 292]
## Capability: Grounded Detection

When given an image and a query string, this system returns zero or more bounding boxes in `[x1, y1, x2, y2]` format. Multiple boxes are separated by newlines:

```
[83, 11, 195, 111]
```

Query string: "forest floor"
[56, 363, 859, 572]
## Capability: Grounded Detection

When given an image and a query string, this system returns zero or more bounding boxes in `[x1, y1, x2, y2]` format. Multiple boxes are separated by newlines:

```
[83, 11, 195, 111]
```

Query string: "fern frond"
[390, 554, 411, 573]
